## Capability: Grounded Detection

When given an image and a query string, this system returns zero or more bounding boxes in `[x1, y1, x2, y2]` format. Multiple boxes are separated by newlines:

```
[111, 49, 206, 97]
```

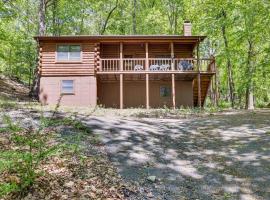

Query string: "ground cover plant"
[0, 106, 131, 199]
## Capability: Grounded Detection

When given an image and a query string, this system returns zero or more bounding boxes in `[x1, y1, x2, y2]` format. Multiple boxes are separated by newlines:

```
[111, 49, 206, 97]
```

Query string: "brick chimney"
[183, 21, 192, 36]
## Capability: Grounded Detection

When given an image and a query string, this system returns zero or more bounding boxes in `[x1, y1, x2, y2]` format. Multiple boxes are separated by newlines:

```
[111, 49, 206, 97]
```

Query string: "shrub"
[0, 114, 60, 198]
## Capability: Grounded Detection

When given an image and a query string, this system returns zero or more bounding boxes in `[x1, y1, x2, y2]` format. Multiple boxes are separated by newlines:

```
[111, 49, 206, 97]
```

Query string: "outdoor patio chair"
[134, 64, 144, 71]
[159, 64, 170, 71]
[178, 60, 193, 71]
[149, 64, 159, 71]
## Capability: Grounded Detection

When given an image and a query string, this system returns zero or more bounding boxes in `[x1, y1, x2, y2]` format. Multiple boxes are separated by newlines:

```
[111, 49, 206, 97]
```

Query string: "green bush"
[0, 115, 60, 198]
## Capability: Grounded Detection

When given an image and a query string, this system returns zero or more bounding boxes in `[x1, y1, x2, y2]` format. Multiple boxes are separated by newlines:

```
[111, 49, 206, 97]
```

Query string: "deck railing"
[123, 58, 146, 71]
[99, 58, 215, 72]
[100, 58, 120, 71]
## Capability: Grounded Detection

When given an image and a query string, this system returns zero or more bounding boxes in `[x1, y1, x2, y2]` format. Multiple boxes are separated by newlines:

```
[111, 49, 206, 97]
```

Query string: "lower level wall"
[97, 80, 193, 108]
[39, 76, 97, 107]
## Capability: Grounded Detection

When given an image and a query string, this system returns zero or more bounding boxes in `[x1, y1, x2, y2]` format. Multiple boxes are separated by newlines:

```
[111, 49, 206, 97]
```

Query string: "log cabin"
[35, 22, 217, 109]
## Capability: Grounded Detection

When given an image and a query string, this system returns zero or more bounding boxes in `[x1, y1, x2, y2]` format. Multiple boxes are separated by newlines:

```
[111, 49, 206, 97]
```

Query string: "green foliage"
[0, 98, 18, 110]
[0, 183, 19, 197]
[0, 0, 269, 108]
[0, 114, 22, 132]
[0, 115, 59, 197]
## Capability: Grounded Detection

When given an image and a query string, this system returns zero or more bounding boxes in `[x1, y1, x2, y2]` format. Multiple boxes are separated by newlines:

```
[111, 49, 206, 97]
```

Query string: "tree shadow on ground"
[77, 110, 270, 200]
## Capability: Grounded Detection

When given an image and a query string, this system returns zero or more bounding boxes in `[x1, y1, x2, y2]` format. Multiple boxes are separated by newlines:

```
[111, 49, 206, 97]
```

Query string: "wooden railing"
[99, 58, 215, 72]
[174, 58, 215, 72]
[149, 58, 172, 71]
[100, 58, 120, 71]
[123, 58, 146, 71]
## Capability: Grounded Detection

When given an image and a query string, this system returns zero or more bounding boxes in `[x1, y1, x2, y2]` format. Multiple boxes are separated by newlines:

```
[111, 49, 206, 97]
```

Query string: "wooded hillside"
[0, 0, 269, 109]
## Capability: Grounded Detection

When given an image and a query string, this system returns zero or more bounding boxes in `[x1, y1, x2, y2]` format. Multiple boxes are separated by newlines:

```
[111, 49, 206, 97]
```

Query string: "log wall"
[40, 41, 96, 76]
[100, 43, 194, 59]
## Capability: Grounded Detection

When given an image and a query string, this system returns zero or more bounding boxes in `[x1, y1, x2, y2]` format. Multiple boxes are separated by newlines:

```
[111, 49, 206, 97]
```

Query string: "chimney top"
[183, 21, 192, 36]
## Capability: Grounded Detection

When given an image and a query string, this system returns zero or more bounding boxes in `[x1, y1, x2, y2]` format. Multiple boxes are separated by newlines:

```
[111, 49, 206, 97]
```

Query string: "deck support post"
[120, 42, 123, 109]
[146, 74, 149, 109]
[145, 43, 149, 70]
[197, 74, 201, 108]
[197, 42, 202, 108]
[145, 43, 149, 109]
[120, 42, 123, 71]
[170, 42, 174, 71]
[120, 74, 123, 109]
[172, 74, 176, 109]
[214, 62, 218, 107]
[170, 42, 175, 109]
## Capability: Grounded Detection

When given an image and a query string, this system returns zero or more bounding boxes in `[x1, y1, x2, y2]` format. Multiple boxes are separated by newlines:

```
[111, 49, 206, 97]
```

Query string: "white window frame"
[56, 44, 82, 62]
[61, 80, 75, 95]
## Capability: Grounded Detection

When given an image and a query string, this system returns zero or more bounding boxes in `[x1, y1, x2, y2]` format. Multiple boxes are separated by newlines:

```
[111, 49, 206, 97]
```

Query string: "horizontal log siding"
[123, 43, 145, 58]
[149, 43, 170, 58]
[174, 44, 194, 58]
[100, 43, 120, 58]
[100, 43, 194, 59]
[40, 42, 96, 76]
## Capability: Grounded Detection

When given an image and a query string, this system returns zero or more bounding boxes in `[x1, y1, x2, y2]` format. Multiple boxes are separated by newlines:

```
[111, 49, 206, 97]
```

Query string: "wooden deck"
[98, 58, 215, 73]
[96, 41, 217, 108]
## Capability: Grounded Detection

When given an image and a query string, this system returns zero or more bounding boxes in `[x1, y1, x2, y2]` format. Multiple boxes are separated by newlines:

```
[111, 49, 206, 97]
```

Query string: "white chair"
[149, 65, 159, 71]
[159, 64, 170, 71]
[134, 64, 144, 71]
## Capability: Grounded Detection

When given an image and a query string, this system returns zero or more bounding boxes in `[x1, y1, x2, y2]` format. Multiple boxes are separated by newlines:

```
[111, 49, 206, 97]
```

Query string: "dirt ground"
[0, 75, 30, 101]
[1, 107, 269, 200]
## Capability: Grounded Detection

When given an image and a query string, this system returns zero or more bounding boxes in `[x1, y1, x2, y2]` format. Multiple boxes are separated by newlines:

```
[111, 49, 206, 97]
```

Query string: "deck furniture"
[178, 60, 193, 71]
[134, 64, 144, 71]
[159, 64, 170, 71]
[149, 64, 160, 71]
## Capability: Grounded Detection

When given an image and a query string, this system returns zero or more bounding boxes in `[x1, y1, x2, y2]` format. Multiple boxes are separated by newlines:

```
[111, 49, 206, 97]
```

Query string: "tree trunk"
[174, 13, 178, 34]
[221, 9, 235, 108]
[246, 86, 254, 110]
[52, 0, 58, 36]
[30, 0, 46, 98]
[132, 0, 137, 34]
[167, 2, 175, 34]
[100, 0, 118, 35]
[39, 0, 46, 35]
[245, 39, 255, 110]
[262, 70, 269, 104]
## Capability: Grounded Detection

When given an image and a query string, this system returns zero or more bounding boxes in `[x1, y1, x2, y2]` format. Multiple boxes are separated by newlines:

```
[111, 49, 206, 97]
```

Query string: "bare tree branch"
[100, 0, 118, 35]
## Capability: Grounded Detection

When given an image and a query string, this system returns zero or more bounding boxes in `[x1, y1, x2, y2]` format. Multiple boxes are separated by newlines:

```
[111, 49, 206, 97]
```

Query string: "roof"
[34, 35, 206, 43]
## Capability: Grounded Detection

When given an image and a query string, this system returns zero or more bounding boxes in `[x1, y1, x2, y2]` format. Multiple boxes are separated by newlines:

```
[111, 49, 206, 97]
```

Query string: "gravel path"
[1, 109, 270, 200]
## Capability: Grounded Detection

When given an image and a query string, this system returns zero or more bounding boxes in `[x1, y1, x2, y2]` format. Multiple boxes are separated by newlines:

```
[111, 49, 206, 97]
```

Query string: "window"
[61, 80, 74, 94]
[160, 86, 171, 97]
[57, 45, 81, 61]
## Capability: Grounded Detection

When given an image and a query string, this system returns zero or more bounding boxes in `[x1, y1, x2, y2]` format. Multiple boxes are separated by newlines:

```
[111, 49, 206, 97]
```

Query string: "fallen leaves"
[0, 128, 132, 200]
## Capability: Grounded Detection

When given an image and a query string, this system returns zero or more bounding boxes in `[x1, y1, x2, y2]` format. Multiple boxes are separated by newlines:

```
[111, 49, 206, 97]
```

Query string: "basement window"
[160, 86, 171, 97]
[61, 80, 74, 94]
[57, 45, 81, 61]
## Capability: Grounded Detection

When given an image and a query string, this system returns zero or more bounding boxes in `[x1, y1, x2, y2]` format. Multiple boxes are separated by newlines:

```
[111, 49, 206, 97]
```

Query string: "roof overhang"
[34, 35, 206, 44]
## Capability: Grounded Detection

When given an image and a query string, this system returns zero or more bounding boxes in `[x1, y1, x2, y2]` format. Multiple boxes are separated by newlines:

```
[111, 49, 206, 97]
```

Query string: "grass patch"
[130, 106, 223, 118]
[0, 99, 18, 110]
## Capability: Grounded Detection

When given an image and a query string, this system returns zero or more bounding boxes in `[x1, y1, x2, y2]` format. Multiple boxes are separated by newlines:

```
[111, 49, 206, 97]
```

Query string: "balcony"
[98, 58, 216, 73]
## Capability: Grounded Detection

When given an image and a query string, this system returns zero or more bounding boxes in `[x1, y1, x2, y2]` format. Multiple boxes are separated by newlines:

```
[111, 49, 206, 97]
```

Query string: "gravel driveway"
[1, 109, 270, 200]
[80, 110, 270, 200]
